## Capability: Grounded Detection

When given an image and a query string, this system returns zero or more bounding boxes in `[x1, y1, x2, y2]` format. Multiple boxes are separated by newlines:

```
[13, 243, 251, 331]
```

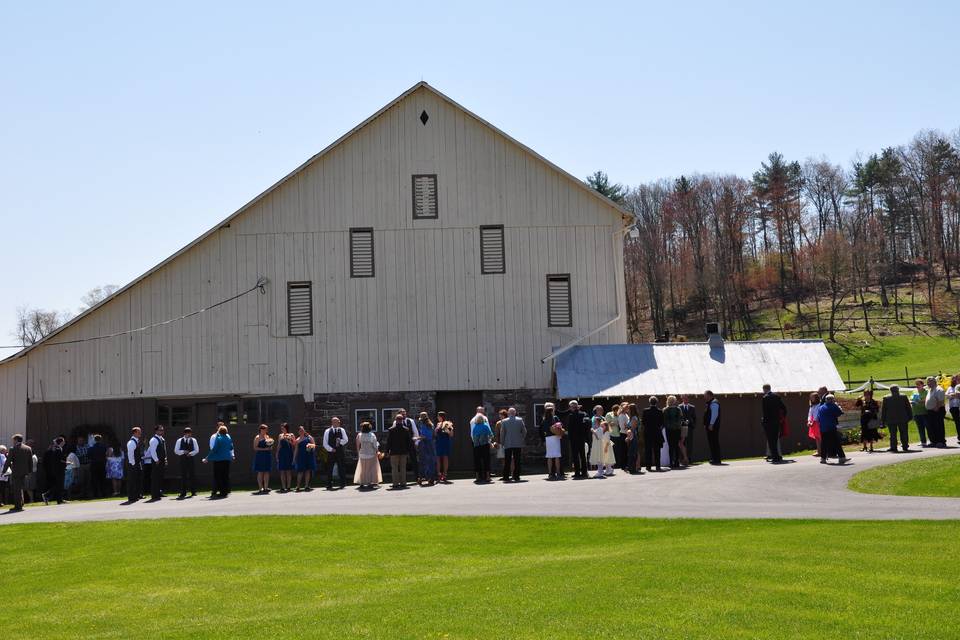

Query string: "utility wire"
[0, 277, 268, 350]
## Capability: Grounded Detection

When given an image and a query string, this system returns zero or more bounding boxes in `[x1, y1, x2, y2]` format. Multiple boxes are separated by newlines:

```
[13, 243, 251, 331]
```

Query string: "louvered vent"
[479, 225, 505, 274]
[350, 228, 375, 278]
[287, 282, 313, 336]
[546, 274, 572, 327]
[412, 174, 438, 219]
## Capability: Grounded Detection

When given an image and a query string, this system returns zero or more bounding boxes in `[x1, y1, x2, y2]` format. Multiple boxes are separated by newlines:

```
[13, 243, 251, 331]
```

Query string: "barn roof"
[555, 341, 844, 398]
[2, 81, 630, 365]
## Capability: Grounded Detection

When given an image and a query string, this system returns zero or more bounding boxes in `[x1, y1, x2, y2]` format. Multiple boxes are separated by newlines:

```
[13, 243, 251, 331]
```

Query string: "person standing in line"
[204, 423, 235, 499]
[400, 409, 421, 484]
[276, 423, 296, 493]
[925, 376, 948, 448]
[2, 435, 33, 512]
[174, 427, 199, 498]
[322, 417, 348, 490]
[434, 412, 454, 484]
[678, 395, 697, 464]
[589, 406, 614, 478]
[144, 425, 167, 501]
[493, 409, 508, 471]
[760, 384, 786, 463]
[470, 412, 494, 483]
[105, 446, 124, 497]
[353, 421, 382, 489]
[807, 392, 822, 458]
[816, 394, 846, 464]
[23, 439, 39, 504]
[293, 425, 317, 492]
[385, 414, 413, 489]
[641, 397, 664, 472]
[615, 402, 629, 469]
[415, 412, 437, 486]
[64, 449, 80, 499]
[625, 403, 642, 475]
[499, 407, 526, 482]
[0, 447, 8, 507]
[252, 424, 274, 494]
[856, 390, 880, 453]
[41, 436, 68, 505]
[605, 405, 622, 470]
[123, 428, 143, 504]
[141, 430, 154, 498]
[88, 434, 108, 498]
[880, 385, 912, 452]
[948, 374, 960, 445]
[663, 395, 683, 469]
[541, 403, 564, 481]
[565, 401, 590, 479]
[910, 379, 930, 446]
[72, 435, 91, 499]
[704, 391, 722, 465]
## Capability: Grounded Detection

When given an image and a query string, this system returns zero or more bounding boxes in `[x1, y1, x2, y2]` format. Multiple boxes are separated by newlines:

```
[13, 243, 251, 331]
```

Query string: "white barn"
[0, 82, 629, 471]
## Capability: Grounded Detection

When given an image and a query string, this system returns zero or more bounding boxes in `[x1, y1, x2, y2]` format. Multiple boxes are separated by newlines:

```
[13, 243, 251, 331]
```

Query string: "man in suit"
[880, 385, 913, 452]
[145, 425, 167, 500]
[41, 436, 68, 505]
[322, 417, 348, 490]
[399, 409, 420, 482]
[3, 434, 33, 512]
[678, 395, 697, 463]
[88, 434, 109, 498]
[174, 427, 199, 498]
[704, 390, 722, 465]
[760, 384, 786, 463]
[125, 427, 143, 503]
[565, 401, 590, 479]
[499, 407, 527, 482]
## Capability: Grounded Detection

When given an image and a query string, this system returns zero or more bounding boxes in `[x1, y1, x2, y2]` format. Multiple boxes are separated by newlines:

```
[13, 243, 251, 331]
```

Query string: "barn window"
[350, 228, 375, 278]
[381, 408, 404, 431]
[546, 274, 572, 327]
[412, 174, 438, 219]
[287, 282, 313, 336]
[479, 225, 506, 274]
[354, 408, 378, 432]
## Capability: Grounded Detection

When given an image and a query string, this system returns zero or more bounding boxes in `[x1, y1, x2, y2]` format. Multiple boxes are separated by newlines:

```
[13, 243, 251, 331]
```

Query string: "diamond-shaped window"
[419, 110, 429, 125]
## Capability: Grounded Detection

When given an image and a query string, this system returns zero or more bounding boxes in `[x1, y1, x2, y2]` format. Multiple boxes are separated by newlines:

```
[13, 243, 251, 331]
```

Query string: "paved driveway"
[3, 447, 959, 524]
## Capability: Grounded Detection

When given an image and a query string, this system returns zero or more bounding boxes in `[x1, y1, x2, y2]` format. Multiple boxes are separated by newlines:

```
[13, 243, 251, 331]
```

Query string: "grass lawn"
[3, 516, 960, 639]
[827, 334, 960, 384]
[848, 454, 960, 497]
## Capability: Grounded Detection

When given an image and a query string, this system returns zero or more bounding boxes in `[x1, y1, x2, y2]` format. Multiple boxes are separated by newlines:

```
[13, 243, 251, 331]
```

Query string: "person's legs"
[763, 423, 782, 461]
[389, 455, 400, 486]
[951, 407, 960, 441]
[575, 441, 588, 477]
[667, 431, 680, 467]
[707, 427, 721, 464]
[10, 475, 24, 510]
[151, 464, 164, 499]
[501, 448, 512, 481]
[326, 457, 337, 489]
[126, 465, 140, 501]
[889, 422, 900, 451]
[915, 415, 928, 445]
[897, 422, 910, 450]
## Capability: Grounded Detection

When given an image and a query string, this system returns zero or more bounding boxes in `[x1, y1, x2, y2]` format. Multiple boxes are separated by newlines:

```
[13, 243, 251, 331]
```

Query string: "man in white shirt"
[124, 427, 143, 503]
[948, 375, 960, 445]
[173, 427, 200, 498]
[925, 377, 947, 447]
[322, 417, 349, 490]
[145, 425, 167, 501]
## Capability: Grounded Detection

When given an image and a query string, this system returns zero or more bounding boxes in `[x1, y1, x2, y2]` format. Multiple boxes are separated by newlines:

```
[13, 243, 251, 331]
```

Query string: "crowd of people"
[3, 375, 959, 511]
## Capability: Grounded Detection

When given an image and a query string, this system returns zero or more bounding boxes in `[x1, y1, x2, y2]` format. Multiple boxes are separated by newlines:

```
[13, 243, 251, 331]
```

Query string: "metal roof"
[555, 340, 844, 398]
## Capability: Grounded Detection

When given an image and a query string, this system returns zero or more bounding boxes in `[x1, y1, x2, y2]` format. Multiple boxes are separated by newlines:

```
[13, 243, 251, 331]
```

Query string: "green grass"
[3, 516, 960, 639]
[827, 334, 960, 383]
[848, 455, 960, 497]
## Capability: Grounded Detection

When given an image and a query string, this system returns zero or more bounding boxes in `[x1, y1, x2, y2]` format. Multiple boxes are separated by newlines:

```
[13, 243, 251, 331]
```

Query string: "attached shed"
[554, 339, 845, 460]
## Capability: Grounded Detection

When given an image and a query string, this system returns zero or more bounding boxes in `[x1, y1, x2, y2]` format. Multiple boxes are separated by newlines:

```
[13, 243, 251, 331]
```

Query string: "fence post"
[905, 366, 909, 385]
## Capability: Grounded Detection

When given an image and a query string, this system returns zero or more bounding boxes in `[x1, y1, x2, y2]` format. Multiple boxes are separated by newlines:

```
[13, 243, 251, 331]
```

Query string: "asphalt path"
[3, 446, 959, 524]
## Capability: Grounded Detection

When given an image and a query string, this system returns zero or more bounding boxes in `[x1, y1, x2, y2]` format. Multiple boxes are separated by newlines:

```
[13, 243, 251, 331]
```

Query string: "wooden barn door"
[434, 391, 482, 473]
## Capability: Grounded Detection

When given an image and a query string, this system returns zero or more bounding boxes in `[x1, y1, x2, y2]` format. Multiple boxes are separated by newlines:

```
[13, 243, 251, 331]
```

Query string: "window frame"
[349, 227, 375, 278]
[479, 224, 506, 275]
[286, 281, 314, 336]
[353, 408, 379, 433]
[381, 407, 405, 431]
[411, 174, 439, 220]
[546, 274, 573, 328]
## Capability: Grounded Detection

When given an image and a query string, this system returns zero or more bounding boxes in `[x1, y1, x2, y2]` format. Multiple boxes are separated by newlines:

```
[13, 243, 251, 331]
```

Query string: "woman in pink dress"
[807, 392, 821, 457]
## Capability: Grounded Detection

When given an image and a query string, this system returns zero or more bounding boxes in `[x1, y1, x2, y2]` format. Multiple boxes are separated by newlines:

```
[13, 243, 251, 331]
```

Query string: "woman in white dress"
[353, 422, 382, 489]
[590, 405, 615, 477]
[541, 403, 565, 480]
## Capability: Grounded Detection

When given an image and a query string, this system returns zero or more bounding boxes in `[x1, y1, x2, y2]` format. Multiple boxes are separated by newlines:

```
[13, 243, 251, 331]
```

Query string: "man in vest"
[145, 425, 167, 501]
[174, 427, 199, 498]
[322, 417, 348, 490]
[704, 390, 722, 465]
[3, 434, 33, 512]
[125, 427, 143, 503]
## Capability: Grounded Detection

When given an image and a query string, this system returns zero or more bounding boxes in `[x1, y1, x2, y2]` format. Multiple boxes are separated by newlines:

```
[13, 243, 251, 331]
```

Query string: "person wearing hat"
[2, 434, 33, 512]
[174, 427, 200, 498]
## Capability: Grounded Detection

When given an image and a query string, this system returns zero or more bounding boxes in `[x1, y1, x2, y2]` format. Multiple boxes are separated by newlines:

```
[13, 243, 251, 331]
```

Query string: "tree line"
[588, 126, 960, 342]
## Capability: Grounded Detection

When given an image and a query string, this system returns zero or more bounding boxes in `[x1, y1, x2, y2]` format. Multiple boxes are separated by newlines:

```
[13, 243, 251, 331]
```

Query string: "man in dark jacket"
[641, 397, 664, 472]
[88, 434, 108, 498]
[3, 434, 33, 512]
[880, 384, 913, 452]
[384, 415, 414, 489]
[678, 395, 697, 463]
[41, 436, 68, 505]
[564, 401, 590, 479]
[761, 384, 787, 463]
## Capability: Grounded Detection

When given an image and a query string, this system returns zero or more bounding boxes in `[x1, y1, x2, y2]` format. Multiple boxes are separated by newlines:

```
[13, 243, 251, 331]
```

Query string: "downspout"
[541, 224, 631, 364]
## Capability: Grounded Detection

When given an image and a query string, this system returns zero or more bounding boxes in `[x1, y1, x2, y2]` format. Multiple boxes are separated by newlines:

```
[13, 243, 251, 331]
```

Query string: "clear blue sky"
[1, 1, 958, 352]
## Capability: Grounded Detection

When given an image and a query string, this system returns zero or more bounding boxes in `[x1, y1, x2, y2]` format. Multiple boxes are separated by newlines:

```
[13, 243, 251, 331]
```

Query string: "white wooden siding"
[0, 359, 27, 442]
[3, 85, 626, 404]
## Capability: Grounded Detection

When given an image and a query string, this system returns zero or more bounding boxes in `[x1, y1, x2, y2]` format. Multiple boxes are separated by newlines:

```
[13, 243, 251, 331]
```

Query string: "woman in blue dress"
[416, 412, 437, 486]
[252, 424, 274, 494]
[294, 425, 317, 492]
[434, 411, 453, 484]
[276, 423, 295, 493]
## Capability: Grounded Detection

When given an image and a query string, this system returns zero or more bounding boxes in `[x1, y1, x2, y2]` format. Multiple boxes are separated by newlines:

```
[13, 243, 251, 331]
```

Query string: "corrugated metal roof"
[555, 340, 844, 398]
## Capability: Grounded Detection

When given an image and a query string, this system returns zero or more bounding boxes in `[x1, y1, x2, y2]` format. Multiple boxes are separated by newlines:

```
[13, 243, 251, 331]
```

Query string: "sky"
[1, 0, 958, 354]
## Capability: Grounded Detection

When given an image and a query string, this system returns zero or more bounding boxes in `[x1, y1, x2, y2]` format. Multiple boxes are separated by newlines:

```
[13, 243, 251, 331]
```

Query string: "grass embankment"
[827, 334, 960, 384]
[2, 516, 959, 639]
[849, 455, 960, 497]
